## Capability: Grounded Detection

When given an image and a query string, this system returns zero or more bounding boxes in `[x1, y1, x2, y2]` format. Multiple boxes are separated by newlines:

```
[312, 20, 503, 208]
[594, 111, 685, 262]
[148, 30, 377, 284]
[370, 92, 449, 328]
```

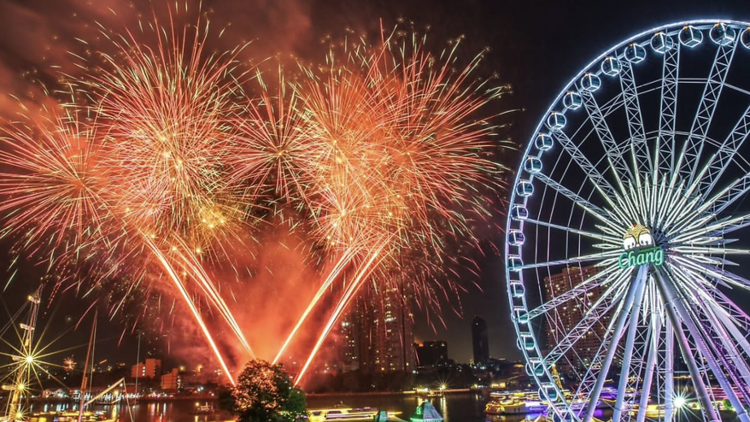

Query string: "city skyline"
[3, 0, 750, 385]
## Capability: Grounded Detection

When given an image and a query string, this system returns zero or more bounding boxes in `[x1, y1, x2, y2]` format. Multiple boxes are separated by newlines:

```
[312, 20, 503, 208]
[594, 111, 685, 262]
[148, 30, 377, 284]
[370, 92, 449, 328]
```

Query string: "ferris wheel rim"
[504, 19, 750, 422]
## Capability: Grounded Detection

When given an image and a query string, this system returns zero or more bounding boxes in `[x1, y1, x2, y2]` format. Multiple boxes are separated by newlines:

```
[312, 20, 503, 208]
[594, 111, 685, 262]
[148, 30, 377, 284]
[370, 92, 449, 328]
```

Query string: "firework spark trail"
[0, 1, 510, 384]
[230, 67, 313, 205]
[88, 7, 250, 251]
[143, 236, 235, 386]
[294, 240, 390, 386]
[0, 106, 110, 259]
[171, 238, 255, 359]
[272, 245, 359, 365]
[74, 6, 260, 366]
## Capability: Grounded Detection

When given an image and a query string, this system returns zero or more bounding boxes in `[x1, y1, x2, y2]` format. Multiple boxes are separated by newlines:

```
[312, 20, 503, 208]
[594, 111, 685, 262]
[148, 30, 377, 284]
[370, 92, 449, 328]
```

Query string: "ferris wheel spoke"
[673, 245, 750, 255]
[523, 218, 621, 246]
[636, 315, 662, 422]
[655, 39, 680, 179]
[654, 267, 722, 422]
[698, 103, 750, 200]
[675, 38, 738, 187]
[663, 318, 675, 422]
[551, 131, 627, 210]
[661, 162, 714, 232]
[671, 212, 750, 244]
[708, 173, 750, 216]
[620, 61, 651, 187]
[517, 253, 619, 271]
[612, 275, 648, 422]
[683, 291, 750, 418]
[580, 90, 634, 186]
[677, 257, 750, 291]
[527, 265, 626, 319]
[697, 298, 750, 403]
[582, 268, 647, 422]
[543, 271, 630, 367]
[706, 287, 750, 333]
[533, 173, 624, 230]
[673, 173, 750, 233]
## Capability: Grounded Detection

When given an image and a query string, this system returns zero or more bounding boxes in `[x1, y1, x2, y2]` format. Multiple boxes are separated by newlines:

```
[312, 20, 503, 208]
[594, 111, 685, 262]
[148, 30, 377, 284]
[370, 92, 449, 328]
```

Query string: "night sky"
[2, 0, 750, 371]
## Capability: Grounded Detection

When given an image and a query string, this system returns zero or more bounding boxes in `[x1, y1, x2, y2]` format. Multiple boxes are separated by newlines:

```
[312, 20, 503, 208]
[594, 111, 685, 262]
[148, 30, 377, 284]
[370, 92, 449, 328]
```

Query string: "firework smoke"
[0, 2, 512, 386]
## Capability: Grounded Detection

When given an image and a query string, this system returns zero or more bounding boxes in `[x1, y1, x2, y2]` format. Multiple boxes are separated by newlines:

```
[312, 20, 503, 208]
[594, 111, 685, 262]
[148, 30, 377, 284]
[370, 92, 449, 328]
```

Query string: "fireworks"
[0, 3, 512, 386]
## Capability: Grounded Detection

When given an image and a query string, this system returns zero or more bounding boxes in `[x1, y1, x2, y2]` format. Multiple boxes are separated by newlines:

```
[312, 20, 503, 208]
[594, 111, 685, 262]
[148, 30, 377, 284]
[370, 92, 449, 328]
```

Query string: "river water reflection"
[29, 393, 734, 422]
[28, 393, 516, 422]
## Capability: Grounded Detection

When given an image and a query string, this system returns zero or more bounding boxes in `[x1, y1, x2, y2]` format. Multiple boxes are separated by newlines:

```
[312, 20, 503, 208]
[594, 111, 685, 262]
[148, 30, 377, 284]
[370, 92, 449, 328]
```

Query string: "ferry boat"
[485, 392, 548, 415]
[29, 410, 116, 422]
[308, 405, 401, 422]
[484, 390, 603, 415]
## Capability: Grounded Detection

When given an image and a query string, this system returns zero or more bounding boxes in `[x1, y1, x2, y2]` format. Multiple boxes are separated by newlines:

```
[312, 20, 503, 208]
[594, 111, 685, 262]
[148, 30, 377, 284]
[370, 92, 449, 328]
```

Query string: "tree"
[228, 359, 307, 422]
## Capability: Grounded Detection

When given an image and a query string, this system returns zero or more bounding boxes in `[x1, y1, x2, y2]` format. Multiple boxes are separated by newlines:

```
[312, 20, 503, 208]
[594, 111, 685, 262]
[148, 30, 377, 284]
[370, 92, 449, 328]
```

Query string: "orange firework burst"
[0, 102, 111, 265]
[0, 2, 512, 387]
[281, 27, 513, 384]
[83, 8, 251, 254]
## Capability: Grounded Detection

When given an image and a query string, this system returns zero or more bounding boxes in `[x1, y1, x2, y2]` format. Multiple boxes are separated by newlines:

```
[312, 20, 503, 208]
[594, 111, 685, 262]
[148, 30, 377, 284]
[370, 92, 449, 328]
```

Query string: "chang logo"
[618, 224, 664, 269]
[622, 224, 653, 250]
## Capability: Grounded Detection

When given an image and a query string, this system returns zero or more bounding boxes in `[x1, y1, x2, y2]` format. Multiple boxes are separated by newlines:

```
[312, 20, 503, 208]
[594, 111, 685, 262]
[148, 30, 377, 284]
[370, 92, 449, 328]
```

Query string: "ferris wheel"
[505, 21, 750, 422]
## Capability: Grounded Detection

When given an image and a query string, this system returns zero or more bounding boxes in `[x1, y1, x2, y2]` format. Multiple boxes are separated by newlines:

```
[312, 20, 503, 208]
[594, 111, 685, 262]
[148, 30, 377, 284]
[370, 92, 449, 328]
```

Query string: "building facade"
[339, 283, 415, 374]
[131, 358, 162, 379]
[415, 340, 448, 367]
[543, 265, 607, 375]
[160, 368, 182, 390]
[472, 316, 489, 365]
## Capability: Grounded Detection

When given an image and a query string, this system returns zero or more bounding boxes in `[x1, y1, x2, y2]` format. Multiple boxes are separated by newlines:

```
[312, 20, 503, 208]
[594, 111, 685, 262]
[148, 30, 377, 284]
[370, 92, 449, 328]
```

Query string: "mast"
[78, 311, 98, 422]
[3, 292, 40, 422]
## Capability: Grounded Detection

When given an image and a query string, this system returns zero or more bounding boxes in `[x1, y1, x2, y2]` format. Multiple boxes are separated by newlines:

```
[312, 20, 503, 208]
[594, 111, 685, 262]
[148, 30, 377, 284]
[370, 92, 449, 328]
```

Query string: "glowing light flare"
[143, 236, 235, 386]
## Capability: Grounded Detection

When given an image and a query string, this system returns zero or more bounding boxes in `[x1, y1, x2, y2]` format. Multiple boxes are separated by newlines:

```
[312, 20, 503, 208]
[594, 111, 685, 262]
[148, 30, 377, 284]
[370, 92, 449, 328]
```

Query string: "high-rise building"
[160, 368, 182, 390]
[415, 340, 448, 367]
[339, 283, 415, 374]
[131, 358, 162, 379]
[543, 265, 608, 374]
[339, 317, 360, 372]
[472, 316, 490, 364]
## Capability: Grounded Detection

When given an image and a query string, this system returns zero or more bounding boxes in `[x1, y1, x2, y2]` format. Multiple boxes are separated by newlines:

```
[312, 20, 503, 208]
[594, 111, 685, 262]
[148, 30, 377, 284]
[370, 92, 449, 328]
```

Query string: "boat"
[192, 404, 215, 415]
[410, 401, 443, 422]
[29, 411, 114, 422]
[485, 392, 548, 415]
[308, 405, 401, 422]
[414, 388, 443, 399]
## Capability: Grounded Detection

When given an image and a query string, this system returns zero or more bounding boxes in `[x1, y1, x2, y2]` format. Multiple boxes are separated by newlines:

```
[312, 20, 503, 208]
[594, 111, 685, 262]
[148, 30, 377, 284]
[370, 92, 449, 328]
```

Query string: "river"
[27, 393, 524, 422]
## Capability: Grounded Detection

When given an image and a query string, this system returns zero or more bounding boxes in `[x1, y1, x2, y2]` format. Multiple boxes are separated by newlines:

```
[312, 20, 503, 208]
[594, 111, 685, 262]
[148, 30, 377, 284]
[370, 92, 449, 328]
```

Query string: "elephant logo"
[622, 224, 653, 250]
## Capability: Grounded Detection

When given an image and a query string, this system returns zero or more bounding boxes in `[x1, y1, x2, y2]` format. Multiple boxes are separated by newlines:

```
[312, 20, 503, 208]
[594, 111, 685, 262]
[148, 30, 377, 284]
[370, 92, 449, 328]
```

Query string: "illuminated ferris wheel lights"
[601, 57, 622, 76]
[508, 255, 524, 272]
[524, 157, 543, 175]
[510, 205, 529, 221]
[651, 32, 674, 53]
[535, 134, 554, 151]
[513, 307, 529, 324]
[510, 281, 525, 298]
[546, 112, 567, 131]
[679, 25, 703, 47]
[563, 92, 583, 110]
[581, 73, 602, 91]
[505, 20, 750, 422]
[710, 23, 736, 45]
[516, 180, 534, 197]
[509, 230, 526, 246]
[624, 43, 647, 63]
[742, 28, 750, 49]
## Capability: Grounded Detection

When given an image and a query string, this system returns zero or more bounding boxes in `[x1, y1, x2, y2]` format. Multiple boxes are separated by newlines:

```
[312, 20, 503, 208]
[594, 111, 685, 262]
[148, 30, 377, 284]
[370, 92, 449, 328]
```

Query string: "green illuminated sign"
[618, 246, 664, 269]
